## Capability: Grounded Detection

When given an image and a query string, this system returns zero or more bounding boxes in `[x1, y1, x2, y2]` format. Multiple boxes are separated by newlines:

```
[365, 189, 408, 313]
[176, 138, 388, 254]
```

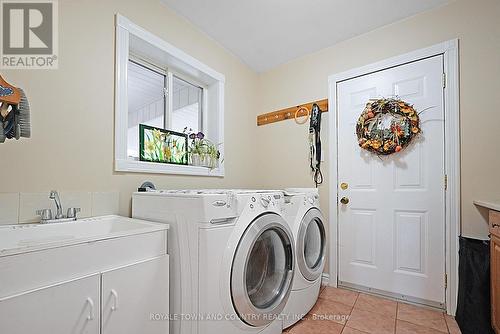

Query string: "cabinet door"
[492, 236, 500, 334]
[0, 274, 100, 334]
[102, 255, 169, 334]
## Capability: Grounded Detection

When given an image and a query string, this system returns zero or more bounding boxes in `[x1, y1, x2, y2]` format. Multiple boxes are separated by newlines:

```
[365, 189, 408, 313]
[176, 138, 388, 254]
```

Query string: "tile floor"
[283, 286, 462, 334]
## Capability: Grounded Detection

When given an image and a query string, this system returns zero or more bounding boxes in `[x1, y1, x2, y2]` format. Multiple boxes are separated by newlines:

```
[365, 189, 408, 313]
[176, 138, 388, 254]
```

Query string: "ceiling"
[161, 0, 451, 72]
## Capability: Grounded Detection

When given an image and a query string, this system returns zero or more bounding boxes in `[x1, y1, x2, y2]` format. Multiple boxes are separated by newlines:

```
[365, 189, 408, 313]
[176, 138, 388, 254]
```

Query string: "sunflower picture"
[139, 124, 188, 165]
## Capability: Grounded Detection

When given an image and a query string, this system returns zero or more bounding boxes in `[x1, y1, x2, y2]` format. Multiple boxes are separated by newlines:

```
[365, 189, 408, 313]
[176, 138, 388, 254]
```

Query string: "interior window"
[171, 75, 202, 133]
[115, 15, 225, 175]
[126, 60, 205, 159]
[127, 60, 166, 159]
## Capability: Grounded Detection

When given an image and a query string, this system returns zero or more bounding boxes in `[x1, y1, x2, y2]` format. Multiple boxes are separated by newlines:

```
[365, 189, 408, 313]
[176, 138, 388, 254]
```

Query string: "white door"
[0, 275, 100, 334]
[101, 255, 169, 334]
[337, 55, 446, 306]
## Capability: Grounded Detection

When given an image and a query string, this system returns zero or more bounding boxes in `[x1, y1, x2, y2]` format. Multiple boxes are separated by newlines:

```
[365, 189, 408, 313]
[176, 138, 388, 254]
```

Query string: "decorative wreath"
[356, 98, 421, 155]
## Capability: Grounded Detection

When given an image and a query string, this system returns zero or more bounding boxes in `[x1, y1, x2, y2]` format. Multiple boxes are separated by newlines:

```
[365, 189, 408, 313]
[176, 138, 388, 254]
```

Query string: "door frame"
[327, 39, 460, 315]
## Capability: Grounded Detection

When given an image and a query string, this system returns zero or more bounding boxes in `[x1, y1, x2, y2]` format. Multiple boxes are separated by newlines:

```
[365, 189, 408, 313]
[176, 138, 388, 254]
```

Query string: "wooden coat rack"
[257, 99, 328, 126]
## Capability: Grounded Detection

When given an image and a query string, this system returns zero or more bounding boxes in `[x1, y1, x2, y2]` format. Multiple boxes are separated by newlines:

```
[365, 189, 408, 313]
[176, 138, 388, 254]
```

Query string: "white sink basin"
[0, 215, 167, 257]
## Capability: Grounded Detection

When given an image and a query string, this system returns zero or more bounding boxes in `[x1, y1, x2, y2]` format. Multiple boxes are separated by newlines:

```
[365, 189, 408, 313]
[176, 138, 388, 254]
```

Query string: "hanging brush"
[17, 88, 31, 138]
[0, 75, 30, 143]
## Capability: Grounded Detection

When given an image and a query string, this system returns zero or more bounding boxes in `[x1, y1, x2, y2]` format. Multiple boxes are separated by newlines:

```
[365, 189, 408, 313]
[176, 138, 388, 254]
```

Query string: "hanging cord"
[309, 103, 323, 187]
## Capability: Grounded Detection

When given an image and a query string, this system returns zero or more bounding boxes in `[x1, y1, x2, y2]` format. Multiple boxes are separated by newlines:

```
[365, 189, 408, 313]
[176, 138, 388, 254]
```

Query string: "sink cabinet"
[492, 235, 500, 334]
[0, 274, 101, 334]
[102, 256, 169, 334]
[0, 220, 169, 334]
[491, 211, 500, 334]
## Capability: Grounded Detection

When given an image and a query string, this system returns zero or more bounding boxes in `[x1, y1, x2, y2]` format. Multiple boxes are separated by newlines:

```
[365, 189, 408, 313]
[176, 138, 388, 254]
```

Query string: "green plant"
[183, 128, 222, 169]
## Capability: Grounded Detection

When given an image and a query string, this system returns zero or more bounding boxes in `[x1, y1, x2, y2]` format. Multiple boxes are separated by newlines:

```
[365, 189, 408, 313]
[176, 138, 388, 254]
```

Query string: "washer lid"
[296, 208, 326, 281]
[231, 213, 295, 327]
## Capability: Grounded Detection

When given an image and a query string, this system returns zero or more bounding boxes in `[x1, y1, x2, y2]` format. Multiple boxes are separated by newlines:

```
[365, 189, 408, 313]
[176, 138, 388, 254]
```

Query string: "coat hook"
[256, 98, 328, 126]
[294, 106, 310, 125]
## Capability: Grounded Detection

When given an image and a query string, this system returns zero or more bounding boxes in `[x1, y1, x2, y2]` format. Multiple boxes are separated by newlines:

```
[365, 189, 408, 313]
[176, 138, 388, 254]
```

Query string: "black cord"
[309, 103, 323, 187]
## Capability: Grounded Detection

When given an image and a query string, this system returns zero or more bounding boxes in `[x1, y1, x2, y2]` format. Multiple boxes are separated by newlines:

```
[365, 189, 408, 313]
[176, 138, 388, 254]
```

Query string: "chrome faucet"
[36, 190, 81, 223]
[49, 190, 64, 219]
[36, 190, 81, 224]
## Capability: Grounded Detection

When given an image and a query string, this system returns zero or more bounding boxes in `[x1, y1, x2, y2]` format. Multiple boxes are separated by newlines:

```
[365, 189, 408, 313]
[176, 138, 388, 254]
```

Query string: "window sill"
[115, 159, 224, 177]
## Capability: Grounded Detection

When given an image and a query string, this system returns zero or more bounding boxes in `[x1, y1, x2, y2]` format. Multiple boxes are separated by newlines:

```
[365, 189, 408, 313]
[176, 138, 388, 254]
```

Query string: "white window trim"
[115, 14, 225, 177]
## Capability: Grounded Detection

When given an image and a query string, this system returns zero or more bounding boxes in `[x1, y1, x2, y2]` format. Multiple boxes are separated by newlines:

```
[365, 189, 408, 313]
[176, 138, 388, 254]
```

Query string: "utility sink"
[0, 215, 167, 257]
[0, 214, 169, 327]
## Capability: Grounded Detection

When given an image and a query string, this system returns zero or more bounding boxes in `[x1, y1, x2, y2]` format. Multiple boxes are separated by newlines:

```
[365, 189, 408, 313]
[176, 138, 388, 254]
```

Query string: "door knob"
[340, 197, 349, 205]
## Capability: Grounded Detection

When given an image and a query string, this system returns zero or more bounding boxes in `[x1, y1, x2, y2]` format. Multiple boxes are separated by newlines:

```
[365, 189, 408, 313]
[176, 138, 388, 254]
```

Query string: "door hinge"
[444, 174, 448, 191]
[442, 73, 446, 88]
[444, 273, 448, 289]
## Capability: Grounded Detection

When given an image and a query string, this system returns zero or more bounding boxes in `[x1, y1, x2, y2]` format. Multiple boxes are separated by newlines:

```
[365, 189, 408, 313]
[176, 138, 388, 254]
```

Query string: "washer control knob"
[260, 196, 270, 208]
[308, 197, 314, 204]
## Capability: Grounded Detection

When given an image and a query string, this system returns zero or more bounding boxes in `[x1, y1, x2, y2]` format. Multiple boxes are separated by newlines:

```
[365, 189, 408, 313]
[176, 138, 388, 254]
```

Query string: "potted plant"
[184, 128, 222, 169]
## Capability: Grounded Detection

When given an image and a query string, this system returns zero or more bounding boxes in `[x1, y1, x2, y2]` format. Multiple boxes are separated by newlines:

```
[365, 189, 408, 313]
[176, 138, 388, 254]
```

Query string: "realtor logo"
[1, 0, 58, 69]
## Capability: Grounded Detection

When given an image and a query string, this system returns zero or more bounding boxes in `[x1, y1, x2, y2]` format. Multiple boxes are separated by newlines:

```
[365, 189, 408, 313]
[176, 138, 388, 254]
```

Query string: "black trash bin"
[455, 237, 494, 334]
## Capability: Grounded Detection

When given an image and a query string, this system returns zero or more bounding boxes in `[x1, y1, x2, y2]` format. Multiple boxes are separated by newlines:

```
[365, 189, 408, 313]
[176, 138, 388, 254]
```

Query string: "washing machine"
[132, 189, 295, 334]
[281, 188, 326, 329]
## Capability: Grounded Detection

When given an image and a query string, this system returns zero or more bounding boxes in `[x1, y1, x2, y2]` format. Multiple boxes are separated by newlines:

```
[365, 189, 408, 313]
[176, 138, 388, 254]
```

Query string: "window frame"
[127, 57, 206, 148]
[115, 14, 225, 177]
[168, 69, 207, 134]
[126, 57, 167, 159]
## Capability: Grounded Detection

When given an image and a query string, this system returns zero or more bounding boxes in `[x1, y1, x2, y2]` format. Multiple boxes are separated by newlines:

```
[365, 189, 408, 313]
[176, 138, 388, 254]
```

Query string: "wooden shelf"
[257, 99, 328, 126]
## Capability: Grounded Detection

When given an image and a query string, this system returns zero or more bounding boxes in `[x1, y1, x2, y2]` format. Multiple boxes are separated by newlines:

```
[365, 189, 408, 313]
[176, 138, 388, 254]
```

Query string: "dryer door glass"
[304, 218, 323, 268]
[246, 228, 287, 309]
[297, 208, 326, 281]
[231, 213, 294, 327]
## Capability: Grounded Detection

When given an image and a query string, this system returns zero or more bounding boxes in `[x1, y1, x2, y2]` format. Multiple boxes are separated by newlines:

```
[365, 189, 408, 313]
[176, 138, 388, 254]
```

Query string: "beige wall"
[255, 0, 500, 241]
[0, 0, 260, 214]
[1, 0, 498, 242]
